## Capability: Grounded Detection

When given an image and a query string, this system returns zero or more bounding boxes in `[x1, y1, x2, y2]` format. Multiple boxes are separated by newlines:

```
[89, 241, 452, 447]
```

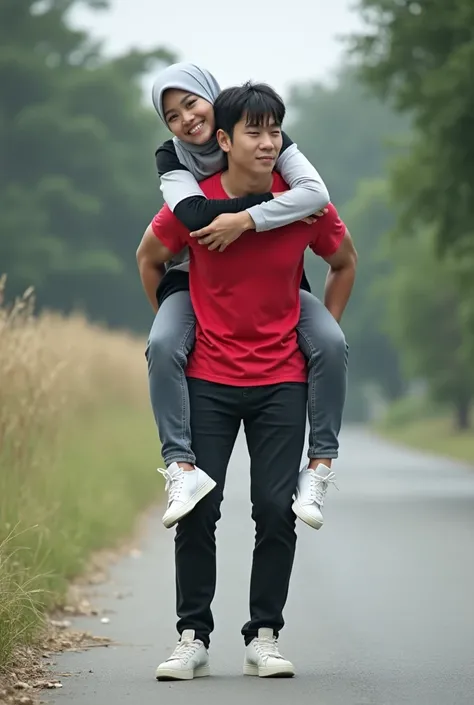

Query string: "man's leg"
[146, 292, 216, 528]
[156, 379, 240, 681]
[241, 382, 307, 677]
[294, 289, 348, 529]
[175, 379, 241, 647]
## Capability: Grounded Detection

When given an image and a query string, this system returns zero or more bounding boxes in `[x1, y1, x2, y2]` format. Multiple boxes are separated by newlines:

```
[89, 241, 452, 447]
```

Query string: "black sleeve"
[280, 130, 294, 154]
[155, 140, 274, 231]
[173, 193, 273, 231]
[155, 140, 188, 176]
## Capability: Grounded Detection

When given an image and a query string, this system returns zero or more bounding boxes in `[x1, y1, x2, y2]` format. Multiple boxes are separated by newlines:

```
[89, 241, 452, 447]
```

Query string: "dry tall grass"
[0, 277, 161, 669]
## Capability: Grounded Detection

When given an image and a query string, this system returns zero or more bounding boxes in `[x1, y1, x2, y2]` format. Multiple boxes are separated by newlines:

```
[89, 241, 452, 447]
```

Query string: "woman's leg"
[146, 290, 197, 466]
[146, 290, 216, 528]
[293, 289, 348, 529]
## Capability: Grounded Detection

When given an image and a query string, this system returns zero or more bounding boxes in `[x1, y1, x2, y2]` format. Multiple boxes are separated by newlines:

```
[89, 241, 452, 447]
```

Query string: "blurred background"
[4, 0, 474, 439]
[1, 0, 474, 683]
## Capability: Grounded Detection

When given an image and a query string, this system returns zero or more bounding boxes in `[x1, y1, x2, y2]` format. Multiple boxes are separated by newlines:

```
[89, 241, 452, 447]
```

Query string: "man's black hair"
[214, 81, 286, 139]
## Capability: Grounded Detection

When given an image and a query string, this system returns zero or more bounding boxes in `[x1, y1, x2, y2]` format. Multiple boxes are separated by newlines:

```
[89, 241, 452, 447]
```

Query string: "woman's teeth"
[189, 122, 204, 135]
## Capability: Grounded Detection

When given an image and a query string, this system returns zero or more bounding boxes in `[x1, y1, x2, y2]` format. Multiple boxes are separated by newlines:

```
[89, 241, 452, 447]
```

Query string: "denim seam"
[296, 324, 318, 453]
[307, 448, 339, 460]
[295, 325, 317, 358]
[177, 319, 197, 458]
[165, 453, 196, 465]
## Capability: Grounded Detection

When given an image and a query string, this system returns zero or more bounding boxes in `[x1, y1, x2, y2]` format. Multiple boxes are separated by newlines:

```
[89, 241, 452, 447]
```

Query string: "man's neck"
[221, 166, 273, 198]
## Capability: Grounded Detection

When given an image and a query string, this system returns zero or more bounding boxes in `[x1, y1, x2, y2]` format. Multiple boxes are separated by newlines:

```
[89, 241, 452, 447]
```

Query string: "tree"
[340, 178, 405, 400]
[381, 229, 473, 430]
[0, 0, 174, 331]
[286, 67, 410, 206]
[348, 0, 474, 408]
[349, 0, 474, 311]
[286, 71, 408, 417]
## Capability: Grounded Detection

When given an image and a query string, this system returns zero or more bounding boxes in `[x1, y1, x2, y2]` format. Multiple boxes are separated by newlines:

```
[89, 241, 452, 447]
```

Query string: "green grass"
[0, 404, 162, 670]
[376, 416, 474, 466]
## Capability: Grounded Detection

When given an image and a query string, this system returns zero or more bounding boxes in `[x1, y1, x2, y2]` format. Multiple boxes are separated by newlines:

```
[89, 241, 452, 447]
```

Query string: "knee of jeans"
[252, 495, 294, 532]
[179, 491, 222, 531]
[316, 323, 348, 363]
[147, 327, 183, 367]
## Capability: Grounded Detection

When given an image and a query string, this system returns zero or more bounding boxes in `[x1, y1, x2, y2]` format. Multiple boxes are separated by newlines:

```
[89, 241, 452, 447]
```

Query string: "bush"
[377, 393, 445, 430]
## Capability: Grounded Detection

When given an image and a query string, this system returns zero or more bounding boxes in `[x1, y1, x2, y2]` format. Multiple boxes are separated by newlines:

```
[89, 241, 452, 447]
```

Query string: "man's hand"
[136, 223, 175, 313]
[189, 211, 255, 252]
[323, 230, 358, 322]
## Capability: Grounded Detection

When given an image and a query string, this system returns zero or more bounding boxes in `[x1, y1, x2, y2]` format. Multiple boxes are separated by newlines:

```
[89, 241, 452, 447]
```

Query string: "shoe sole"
[243, 663, 295, 678]
[292, 499, 323, 530]
[163, 478, 217, 529]
[156, 664, 210, 681]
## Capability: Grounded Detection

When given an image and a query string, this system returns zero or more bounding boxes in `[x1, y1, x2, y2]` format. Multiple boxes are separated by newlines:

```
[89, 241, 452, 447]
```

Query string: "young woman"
[146, 62, 347, 531]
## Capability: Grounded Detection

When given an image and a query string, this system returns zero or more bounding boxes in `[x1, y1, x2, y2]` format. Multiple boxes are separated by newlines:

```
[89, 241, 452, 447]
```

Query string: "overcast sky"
[70, 0, 364, 98]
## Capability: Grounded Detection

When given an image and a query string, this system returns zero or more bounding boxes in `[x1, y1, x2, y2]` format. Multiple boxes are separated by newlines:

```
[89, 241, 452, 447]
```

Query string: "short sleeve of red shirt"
[309, 203, 346, 258]
[151, 205, 188, 254]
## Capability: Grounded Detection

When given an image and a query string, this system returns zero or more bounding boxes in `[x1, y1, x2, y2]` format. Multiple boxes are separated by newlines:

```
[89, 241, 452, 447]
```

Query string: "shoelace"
[157, 467, 184, 504]
[166, 639, 200, 664]
[309, 470, 339, 506]
[254, 636, 284, 661]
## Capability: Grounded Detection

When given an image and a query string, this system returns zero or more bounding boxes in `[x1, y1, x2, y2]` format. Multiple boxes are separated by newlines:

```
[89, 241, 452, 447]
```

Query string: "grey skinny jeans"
[145, 289, 348, 467]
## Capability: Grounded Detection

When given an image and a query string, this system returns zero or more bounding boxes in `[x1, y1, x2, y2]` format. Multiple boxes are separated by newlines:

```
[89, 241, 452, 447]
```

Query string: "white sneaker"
[156, 629, 210, 681]
[157, 462, 216, 529]
[292, 463, 339, 530]
[243, 628, 295, 678]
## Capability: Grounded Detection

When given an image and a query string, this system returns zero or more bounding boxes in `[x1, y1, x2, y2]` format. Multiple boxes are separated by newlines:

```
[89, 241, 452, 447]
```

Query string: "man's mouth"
[257, 156, 275, 162]
[188, 121, 205, 136]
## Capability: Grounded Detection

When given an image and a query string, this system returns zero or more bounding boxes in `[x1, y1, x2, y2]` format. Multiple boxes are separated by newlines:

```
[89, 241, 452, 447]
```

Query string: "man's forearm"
[138, 261, 163, 314]
[324, 266, 356, 322]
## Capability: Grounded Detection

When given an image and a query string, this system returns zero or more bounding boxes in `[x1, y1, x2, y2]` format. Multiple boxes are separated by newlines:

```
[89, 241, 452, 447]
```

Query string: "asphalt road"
[47, 426, 474, 705]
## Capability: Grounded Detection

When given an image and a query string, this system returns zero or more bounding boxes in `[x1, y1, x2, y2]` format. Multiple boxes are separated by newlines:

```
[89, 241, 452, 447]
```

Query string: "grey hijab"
[151, 62, 226, 180]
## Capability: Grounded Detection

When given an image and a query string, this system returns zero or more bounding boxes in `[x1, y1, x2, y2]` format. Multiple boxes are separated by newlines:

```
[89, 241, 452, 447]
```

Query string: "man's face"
[217, 114, 283, 175]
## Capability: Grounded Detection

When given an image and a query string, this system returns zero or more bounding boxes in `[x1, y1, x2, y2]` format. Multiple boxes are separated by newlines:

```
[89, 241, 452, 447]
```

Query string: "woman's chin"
[190, 127, 213, 145]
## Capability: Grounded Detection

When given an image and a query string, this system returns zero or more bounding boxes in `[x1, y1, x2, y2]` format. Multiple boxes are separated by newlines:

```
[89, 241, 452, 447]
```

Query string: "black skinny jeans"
[174, 378, 307, 647]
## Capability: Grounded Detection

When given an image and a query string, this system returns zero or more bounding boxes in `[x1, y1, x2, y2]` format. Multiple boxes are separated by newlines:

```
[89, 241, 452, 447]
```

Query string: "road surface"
[48, 426, 474, 704]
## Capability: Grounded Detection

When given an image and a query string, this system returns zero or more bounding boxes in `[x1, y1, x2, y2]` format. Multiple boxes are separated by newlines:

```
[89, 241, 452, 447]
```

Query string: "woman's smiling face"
[162, 89, 215, 144]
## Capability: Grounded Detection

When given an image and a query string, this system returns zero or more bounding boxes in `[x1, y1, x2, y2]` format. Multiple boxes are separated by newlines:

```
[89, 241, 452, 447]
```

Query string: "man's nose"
[259, 133, 274, 150]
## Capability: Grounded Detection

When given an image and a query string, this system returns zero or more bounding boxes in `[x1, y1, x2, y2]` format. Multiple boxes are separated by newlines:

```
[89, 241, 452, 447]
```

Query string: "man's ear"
[216, 128, 231, 153]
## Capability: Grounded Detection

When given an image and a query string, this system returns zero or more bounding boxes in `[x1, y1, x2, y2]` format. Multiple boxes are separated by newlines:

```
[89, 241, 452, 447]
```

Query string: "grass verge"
[0, 282, 162, 671]
[375, 416, 474, 466]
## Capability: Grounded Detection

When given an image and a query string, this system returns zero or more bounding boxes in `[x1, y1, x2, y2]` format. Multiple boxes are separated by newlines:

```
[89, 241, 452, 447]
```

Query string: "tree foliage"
[381, 229, 473, 429]
[287, 73, 408, 411]
[287, 68, 410, 206]
[0, 0, 174, 330]
[349, 0, 474, 255]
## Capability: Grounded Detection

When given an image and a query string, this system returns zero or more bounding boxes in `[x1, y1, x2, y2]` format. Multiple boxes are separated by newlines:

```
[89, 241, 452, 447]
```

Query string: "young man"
[137, 82, 357, 680]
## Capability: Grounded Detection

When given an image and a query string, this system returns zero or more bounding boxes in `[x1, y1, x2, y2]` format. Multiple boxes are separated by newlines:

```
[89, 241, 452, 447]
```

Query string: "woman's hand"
[190, 211, 255, 252]
[301, 207, 329, 225]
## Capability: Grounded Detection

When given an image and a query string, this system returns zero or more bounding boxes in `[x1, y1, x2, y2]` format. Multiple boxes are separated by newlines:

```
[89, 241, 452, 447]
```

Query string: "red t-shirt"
[152, 171, 346, 387]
